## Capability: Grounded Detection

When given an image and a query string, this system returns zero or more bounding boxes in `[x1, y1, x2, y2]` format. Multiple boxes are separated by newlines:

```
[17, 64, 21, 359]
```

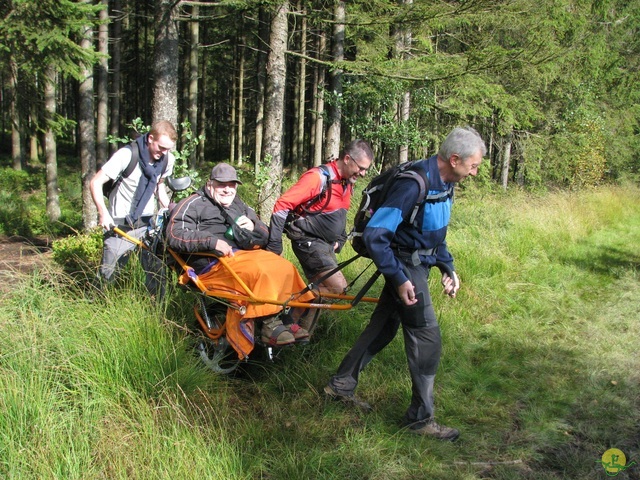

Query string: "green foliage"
[172, 120, 204, 201]
[0, 161, 85, 237]
[173, 121, 204, 169]
[0, 167, 43, 192]
[46, 114, 77, 142]
[2, 186, 640, 478]
[106, 117, 150, 146]
[457, 160, 498, 195]
[51, 229, 103, 275]
[0, 0, 104, 79]
[253, 154, 272, 191]
[569, 117, 607, 188]
[0, 191, 31, 237]
[0, 168, 45, 236]
[339, 0, 639, 189]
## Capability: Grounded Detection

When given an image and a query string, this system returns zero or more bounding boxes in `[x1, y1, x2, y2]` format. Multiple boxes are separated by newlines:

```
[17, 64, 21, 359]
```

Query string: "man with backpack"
[324, 126, 486, 441]
[266, 140, 374, 296]
[90, 120, 177, 294]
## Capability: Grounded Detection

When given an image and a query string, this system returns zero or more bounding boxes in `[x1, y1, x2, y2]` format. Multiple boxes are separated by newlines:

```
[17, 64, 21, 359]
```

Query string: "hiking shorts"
[290, 237, 338, 281]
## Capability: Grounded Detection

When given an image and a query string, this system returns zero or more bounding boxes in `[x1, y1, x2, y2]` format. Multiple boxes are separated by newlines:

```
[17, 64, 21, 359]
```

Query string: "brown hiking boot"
[298, 308, 320, 335]
[323, 384, 372, 412]
[260, 317, 295, 346]
[408, 419, 459, 441]
[288, 323, 310, 343]
[279, 311, 310, 343]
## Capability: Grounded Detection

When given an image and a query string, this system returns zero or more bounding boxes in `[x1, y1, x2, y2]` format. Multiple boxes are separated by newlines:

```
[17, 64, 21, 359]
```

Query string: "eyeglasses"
[350, 155, 369, 173]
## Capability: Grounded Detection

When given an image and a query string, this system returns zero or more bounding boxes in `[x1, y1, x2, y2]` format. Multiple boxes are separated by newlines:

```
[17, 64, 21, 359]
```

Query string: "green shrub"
[51, 229, 103, 275]
[0, 191, 32, 236]
[0, 167, 43, 192]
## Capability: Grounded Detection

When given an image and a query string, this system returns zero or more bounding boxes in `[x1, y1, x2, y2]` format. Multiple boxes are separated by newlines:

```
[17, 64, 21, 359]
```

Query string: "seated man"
[165, 163, 316, 357]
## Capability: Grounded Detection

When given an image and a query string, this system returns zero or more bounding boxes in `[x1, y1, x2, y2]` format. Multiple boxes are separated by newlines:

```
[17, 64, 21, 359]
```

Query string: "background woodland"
[1, 0, 639, 228]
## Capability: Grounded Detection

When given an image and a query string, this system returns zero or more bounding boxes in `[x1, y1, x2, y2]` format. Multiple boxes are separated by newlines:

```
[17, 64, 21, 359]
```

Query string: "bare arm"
[156, 179, 170, 209]
[90, 170, 114, 229]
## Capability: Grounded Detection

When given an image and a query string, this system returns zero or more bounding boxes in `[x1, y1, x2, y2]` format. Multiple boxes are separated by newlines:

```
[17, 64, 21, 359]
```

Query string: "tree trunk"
[396, 0, 412, 164]
[198, 30, 207, 168]
[398, 91, 410, 164]
[313, 29, 326, 167]
[310, 62, 317, 162]
[237, 36, 246, 166]
[188, 5, 199, 169]
[259, 1, 289, 220]
[109, 0, 122, 155]
[152, 0, 179, 126]
[501, 131, 513, 191]
[293, 1, 307, 173]
[43, 64, 60, 222]
[96, 0, 109, 167]
[230, 47, 237, 164]
[29, 90, 40, 164]
[9, 56, 24, 170]
[324, 0, 344, 159]
[292, 33, 301, 172]
[79, 18, 98, 230]
[254, 6, 269, 173]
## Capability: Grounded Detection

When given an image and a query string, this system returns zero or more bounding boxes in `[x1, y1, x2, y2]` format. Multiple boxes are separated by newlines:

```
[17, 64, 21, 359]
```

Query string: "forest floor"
[0, 236, 53, 292]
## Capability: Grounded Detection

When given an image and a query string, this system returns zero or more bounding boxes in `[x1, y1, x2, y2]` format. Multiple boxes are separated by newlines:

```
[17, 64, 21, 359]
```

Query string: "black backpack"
[349, 160, 453, 258]
[292, 164, 341, 216]
[102, 142, 147, 198]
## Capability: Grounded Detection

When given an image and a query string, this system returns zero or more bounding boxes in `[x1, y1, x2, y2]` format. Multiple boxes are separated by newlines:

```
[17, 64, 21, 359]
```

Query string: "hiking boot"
[298, 308, 320, 335]
[323, 384, 372, 412]
[279, 311, 310, 343]
[288, 323, 310, 344]
[261, 317, 295, 346]
[407, 419, 459, 442]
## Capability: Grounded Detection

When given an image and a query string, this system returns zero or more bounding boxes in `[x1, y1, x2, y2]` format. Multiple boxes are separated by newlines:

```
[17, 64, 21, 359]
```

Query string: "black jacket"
[165, 189, 269, 271]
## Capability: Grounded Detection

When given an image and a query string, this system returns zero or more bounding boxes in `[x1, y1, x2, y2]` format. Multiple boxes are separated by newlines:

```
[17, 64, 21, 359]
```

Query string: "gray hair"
[438, 126, 487, 161]
[341, 139, 374, 163]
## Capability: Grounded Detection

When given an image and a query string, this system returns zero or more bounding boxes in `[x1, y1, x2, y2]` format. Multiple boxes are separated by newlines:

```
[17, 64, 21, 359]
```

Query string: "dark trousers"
[328, 260, 442, 426]
[100, 226, 165, 297]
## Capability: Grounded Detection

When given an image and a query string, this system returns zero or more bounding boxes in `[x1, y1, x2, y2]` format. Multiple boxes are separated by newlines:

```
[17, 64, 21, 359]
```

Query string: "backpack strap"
[403, 162, 454, 226]
[196, 190, 234, 227]
[122, 140, 168, 179]
[425, 185, 454, 202]
[397, 164, 429, 225]
[296, 164, 342, 216]
[122, 141, 140, 178]
[106, 142, 139, 198]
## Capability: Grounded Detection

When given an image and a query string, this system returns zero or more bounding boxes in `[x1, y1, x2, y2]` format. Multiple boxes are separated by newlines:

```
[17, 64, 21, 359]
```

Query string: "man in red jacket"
[267, 140, 374, 295]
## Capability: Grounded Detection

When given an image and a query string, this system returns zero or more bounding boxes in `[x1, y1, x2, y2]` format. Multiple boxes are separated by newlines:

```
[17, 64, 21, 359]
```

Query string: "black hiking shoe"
[323, 384, 373, 412]
[407, 419, 459, 442]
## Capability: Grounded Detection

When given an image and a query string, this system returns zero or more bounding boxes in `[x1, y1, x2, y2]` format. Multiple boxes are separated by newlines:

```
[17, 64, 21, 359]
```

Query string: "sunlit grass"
[1, 185, 639, 478]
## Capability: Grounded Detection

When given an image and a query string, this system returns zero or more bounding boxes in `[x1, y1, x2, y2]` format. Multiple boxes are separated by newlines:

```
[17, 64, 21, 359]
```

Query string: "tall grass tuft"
[1, 185, 639, 479]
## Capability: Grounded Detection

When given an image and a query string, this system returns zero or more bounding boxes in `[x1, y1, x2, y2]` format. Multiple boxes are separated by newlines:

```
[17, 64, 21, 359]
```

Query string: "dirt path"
[0, 236, 54, 291]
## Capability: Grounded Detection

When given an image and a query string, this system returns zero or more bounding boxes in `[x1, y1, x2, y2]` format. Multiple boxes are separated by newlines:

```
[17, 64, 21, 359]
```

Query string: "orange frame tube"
[113, 226, 379, 312]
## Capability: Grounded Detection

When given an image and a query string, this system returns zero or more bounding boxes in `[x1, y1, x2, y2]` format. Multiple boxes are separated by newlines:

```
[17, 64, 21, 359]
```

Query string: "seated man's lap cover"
[181, 249, 315, 359]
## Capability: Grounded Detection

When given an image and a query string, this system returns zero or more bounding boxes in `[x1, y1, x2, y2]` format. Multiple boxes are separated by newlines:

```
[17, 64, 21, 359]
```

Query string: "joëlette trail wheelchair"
[114, 176, 380, 374]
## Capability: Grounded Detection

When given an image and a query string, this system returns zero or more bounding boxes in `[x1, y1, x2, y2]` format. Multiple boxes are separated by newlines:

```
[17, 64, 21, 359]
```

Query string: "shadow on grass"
[562, 245, 640, 278]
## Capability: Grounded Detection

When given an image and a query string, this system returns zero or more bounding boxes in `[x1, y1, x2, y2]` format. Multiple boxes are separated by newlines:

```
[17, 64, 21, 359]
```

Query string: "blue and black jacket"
[362, 155, 455, 288]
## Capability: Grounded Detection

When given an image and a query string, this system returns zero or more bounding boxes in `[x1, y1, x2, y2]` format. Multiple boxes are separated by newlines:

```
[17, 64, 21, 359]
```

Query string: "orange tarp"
[184, 249, 316, 359]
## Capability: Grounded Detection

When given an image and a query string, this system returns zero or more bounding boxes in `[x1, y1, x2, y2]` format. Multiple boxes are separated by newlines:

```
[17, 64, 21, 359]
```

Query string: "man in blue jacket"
[325, 126, 486, 441]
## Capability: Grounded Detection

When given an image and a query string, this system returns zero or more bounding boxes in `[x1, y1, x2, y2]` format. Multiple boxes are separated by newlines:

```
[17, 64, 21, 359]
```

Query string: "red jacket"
[267, 160, 352, 254]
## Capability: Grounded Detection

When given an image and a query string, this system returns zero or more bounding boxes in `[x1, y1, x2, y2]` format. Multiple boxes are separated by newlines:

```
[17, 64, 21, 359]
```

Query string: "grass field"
[1, 185, 638, 479]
